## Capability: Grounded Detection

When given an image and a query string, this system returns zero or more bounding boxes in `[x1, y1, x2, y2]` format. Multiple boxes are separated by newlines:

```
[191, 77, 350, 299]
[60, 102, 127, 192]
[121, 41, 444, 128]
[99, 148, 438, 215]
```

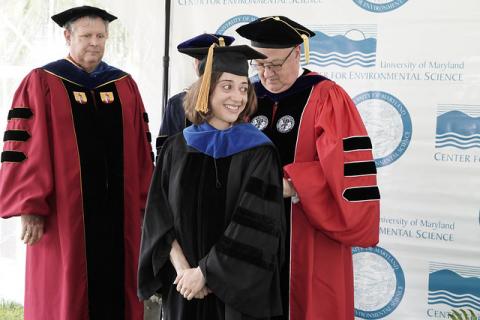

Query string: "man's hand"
[174, 267, 206, 300]
[21, 215, 44, 245]
[283, 178, 297, 198]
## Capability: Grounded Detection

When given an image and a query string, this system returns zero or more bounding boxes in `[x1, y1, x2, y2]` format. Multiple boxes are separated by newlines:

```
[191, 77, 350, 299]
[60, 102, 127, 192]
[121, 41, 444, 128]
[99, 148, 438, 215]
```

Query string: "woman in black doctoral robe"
[138, 44, 285, 320]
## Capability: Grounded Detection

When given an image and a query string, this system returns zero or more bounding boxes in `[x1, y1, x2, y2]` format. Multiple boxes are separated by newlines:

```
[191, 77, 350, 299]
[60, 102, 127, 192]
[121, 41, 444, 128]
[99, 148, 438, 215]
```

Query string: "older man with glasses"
[237, 16, 381, 320]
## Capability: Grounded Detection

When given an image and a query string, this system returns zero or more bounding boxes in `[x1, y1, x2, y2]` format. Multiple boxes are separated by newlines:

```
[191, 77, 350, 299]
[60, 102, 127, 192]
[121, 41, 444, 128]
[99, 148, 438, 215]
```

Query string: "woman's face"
[208, 72, 248, 130]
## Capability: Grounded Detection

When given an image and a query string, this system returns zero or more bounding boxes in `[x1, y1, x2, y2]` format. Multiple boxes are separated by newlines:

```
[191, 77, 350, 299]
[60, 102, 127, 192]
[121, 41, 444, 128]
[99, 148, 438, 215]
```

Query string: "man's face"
[65, 16, 108, 72]
[251, 46, 301, 93]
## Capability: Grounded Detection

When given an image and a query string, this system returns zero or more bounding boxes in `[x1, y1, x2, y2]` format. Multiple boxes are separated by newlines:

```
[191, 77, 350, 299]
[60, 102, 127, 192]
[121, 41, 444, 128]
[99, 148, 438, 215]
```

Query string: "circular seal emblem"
[216, 15, 258, 39]
[216, 15, 259, 78]
[353, 246, 405, 319]
[352, 0, 409, 13]
[251, 115, 269, 131]
[276, 115, 295, 133]
[352, 91, 412, 167]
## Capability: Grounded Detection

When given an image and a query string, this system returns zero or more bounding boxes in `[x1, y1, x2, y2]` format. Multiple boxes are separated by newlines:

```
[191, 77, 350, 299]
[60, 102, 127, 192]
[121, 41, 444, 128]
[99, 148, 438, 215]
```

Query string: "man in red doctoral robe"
[0, 6, 153, 320]
[237, 16, 381, 320]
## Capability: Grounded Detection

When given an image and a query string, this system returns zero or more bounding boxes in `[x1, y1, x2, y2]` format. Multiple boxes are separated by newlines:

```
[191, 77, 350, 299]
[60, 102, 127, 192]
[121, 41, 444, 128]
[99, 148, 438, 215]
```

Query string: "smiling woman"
[138, 44, 286, 320]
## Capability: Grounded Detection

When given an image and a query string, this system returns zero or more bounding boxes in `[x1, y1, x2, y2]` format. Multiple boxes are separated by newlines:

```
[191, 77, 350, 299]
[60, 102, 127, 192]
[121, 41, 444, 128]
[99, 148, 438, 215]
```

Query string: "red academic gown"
[0, 59, 153, 320]
[252, 71, 380, 320]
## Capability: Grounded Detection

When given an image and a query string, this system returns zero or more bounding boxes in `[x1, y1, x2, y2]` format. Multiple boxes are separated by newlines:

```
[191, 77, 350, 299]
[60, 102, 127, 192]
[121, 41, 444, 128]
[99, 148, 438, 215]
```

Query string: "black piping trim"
[216, 236, 274, 271]
[232, 207, 279, 236]
[343, 136, 372, 152]
[1, 150, 27, 163]
[343, 186, 380, 202]
[344, 161, 377, 177]
[8, 108, 33, 120]
[3, 130, 31, 142]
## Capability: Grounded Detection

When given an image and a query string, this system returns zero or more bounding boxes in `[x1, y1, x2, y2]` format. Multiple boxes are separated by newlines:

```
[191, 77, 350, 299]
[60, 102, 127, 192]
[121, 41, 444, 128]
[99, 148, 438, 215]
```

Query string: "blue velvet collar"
[183, 122, 272, 159]
[42, 59, 127, 90]
[254, 69, 327, 102]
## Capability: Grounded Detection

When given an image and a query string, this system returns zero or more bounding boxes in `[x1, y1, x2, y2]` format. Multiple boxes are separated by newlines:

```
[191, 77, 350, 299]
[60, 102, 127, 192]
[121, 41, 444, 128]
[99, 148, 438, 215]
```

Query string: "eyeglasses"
[250, 47, 296, 72]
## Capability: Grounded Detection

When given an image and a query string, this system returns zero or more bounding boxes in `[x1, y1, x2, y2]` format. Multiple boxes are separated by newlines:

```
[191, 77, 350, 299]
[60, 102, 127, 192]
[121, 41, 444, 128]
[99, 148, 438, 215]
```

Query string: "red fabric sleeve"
[284, 83, 380, 247]
[0, 70, 54, 218]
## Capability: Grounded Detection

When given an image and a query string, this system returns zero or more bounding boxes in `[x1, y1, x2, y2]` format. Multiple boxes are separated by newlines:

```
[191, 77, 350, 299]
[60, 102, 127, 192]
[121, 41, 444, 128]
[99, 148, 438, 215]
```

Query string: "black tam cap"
[236, 16, 315, 63]
[181, 45, 266, 113]
[236, 16, 315, 48]
[177, 33, 235, 53]
[180, 45, 265, 77]
[51, 5, 117, 27]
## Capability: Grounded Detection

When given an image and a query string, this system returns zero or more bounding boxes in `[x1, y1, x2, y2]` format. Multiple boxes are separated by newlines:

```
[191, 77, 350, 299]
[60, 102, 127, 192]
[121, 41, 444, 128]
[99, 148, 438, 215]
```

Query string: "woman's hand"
[174, 267, 206, 300]
[282, 178, 297, 198]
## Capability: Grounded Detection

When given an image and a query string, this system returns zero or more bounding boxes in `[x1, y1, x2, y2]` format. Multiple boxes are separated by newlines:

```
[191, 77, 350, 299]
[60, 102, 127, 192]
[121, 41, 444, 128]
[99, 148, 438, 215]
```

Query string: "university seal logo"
[276, 115, 295, 133]
[353, 91, 412, 167]
[353, 246, 405, 319]
[216, 15, 258, 41]
[353, 0, 409, 13]
[251, 115, 268, 131]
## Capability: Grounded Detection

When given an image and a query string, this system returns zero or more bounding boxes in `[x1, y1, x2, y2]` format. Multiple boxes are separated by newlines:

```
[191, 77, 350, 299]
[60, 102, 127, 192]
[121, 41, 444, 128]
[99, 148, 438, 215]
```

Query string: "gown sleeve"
[137, 138, 176, 300]
[156, 92, 186, 155]
[284, 83, 380, 247]
[198, 145, 285, 318]
[0, 70, 54, 218]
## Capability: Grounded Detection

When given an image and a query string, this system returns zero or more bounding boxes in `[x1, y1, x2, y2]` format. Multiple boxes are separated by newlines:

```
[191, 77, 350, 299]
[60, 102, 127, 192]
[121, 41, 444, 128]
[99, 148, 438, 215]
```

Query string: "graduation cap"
[236, 16, 315, 63]
[177, 33, 235, 54]
[180, 45, 267, 113]
[51, 5, 117, 27]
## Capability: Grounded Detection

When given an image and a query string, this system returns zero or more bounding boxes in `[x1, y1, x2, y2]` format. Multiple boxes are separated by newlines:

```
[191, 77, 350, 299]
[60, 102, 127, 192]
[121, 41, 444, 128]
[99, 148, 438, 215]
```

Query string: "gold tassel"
[218, 37, 225, 47]
[195, 43, 216, 113]
[301, 34, 310, 65]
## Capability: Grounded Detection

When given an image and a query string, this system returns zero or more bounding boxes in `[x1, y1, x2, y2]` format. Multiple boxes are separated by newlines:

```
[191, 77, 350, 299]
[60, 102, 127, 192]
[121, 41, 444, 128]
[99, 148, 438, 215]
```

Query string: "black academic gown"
[138, 132, 285, 320]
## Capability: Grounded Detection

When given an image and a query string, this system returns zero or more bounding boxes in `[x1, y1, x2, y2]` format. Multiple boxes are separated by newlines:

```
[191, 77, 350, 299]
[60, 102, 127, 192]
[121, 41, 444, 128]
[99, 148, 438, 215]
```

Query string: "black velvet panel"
[245, 176, 279, 202]
[343, 186, 380, 202]
[343, 136, 372, 152]
[232, 206, 279, 236]
[3, 130, 31, 142]
[216, 235, 274, 271]
[1, 150, 26, 162]
[156, 136, 168, 151]
[63, 80, 125, 319]
[344, 161, 377, 177]
[7, 108, 33, 120]
[252, 86, 311, 167]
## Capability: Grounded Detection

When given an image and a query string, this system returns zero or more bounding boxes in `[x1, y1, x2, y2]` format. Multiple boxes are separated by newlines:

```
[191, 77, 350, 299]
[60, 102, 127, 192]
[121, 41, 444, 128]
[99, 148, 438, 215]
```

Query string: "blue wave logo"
[436, 106, 480, 150]
[301, 25, 376, 68]
[353, 0, 409, 13]
[428, 263, 480, 311]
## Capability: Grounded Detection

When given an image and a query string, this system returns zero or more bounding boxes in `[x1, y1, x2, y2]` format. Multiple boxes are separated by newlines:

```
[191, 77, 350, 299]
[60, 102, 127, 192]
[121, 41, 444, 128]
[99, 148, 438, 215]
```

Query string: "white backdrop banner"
[168, 1, 480, 319]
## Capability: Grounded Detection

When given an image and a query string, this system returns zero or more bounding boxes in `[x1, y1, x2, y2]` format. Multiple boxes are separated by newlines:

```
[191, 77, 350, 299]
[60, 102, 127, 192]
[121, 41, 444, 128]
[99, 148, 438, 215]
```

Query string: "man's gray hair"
[64, 15, 109, 33]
